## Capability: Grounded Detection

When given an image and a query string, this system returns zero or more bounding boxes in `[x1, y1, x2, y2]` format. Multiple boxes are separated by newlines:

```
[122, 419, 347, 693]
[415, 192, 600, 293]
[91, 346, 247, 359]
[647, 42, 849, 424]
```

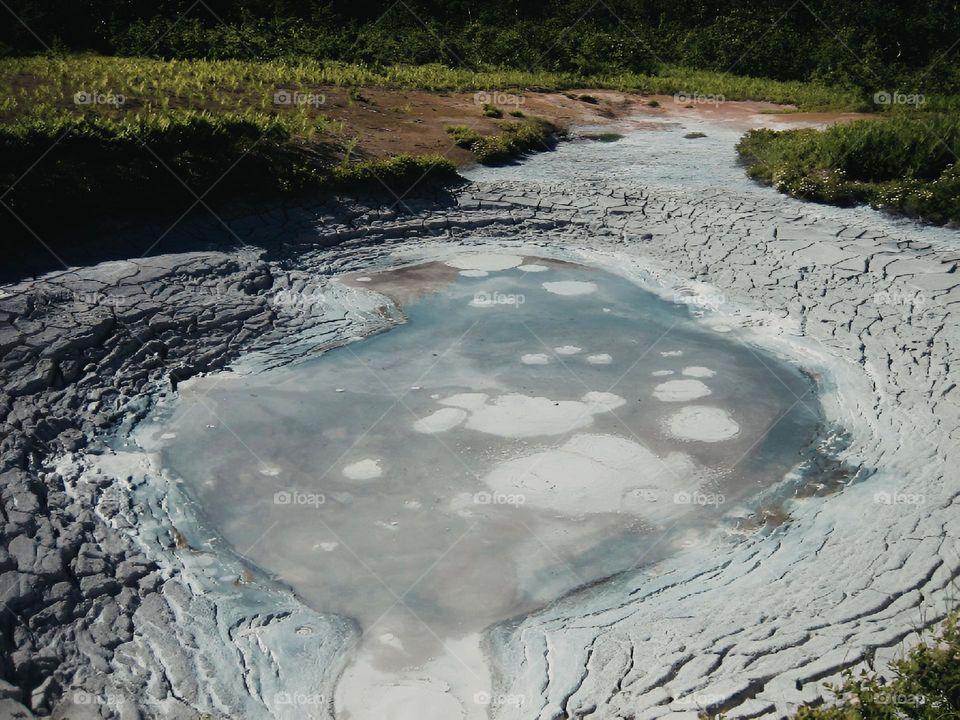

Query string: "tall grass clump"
[737, 114, 960, 225]
[446, 118, 560, 164]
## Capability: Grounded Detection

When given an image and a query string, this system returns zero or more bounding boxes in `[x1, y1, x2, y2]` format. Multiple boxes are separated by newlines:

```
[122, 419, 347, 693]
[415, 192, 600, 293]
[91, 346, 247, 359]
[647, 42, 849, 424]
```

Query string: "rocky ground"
[1, 118, 958, 719]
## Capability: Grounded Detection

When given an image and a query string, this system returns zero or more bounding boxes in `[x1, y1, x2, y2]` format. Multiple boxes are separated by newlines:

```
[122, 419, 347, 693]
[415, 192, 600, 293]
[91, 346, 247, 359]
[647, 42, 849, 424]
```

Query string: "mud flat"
[0, 107, 957, 719]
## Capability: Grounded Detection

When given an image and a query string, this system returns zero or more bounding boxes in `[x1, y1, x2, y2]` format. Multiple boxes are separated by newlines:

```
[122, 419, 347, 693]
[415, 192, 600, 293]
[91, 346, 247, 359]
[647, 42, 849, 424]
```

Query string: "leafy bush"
[0, 112, 301, 223]
[792, 612, 960, 720]
[0, 110, 455, 240]
[446, 118, 560, 164]
[331, 154, 457, 186]
[737, 116, 960, 224]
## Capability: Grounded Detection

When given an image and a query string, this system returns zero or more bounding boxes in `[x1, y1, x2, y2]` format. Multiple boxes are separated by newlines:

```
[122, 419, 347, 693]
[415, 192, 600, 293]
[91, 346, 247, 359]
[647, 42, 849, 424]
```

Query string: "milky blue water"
[147, 256, 820, 687]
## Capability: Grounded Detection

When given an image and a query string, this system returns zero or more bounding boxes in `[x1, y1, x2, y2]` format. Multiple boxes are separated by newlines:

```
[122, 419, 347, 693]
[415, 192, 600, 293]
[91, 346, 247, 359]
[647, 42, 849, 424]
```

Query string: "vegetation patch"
[0, 109, 456, 240]
[684, 131, 707, 139]
[0, 56, 877, 116]
[7, 1, 960, 102]
[737, 115, 960, 225]
[331, 154, 457, 187]
[791, 611, 960, 720]
[582, 132, 624, 142]
[446, 118, 561, 164]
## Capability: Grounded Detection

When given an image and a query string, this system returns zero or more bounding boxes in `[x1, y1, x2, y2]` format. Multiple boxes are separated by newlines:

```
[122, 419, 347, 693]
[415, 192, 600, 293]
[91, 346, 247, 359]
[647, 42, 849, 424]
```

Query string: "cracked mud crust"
[1, 118, 958, 719]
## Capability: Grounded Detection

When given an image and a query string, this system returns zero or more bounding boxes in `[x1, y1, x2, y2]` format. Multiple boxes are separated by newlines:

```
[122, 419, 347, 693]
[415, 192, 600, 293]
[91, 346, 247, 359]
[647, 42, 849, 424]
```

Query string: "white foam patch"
[413, 408, 468, 434]
[379, 633, 404, 651]
[518, 264, 549, 272]
[542, 281, 598, 296]
[521, 353, 551, 365]
[583, 391, 627, 413]
[458, 269, 488, 278]
[439, 393, 489, 411]
[660, 350, 684, 357]
[666, 406, 740, 442]
[483, 433, 697, 516]
[554, 345, 582, 355]
[652, 370, 674, 377]
[587, 354, 612, 364]
[258, 465, 282, 476]
[453, 392, 625, 438]
[343, 459, 383, 480]
[682, 366, 716, 378]
[354, 276, 372, 282]
[444, 254, 523, 271]
[653, 379, 712, 402]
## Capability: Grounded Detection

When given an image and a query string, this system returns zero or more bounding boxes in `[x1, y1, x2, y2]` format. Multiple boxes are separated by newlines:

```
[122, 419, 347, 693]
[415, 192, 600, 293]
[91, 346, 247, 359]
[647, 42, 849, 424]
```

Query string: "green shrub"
[445, 124, 482, 148]
[737, 116, 960, 224]
[792, 612, 960, 720]
[331, 154, 457, 186]
[445, 118, 560, 164]
[481, 102, 502, 118]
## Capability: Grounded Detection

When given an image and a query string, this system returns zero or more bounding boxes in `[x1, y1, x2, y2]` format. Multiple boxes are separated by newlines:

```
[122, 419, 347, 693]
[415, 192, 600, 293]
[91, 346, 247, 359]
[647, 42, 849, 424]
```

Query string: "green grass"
[3, 54, 958, 238]
[331, 154, 457, 186]
[737, 114, 960, 225]
[0, 55, 883, 115]
[0, 111, 453, 241]
[446, 118, 560, 164]
[791, 611, 960, 720]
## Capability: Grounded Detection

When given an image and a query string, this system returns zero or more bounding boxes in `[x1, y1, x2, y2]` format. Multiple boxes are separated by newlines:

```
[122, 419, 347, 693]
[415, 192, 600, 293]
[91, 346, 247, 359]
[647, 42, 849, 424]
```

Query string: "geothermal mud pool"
[4, 106, 957, 720]
[137, 252, 821, 719]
